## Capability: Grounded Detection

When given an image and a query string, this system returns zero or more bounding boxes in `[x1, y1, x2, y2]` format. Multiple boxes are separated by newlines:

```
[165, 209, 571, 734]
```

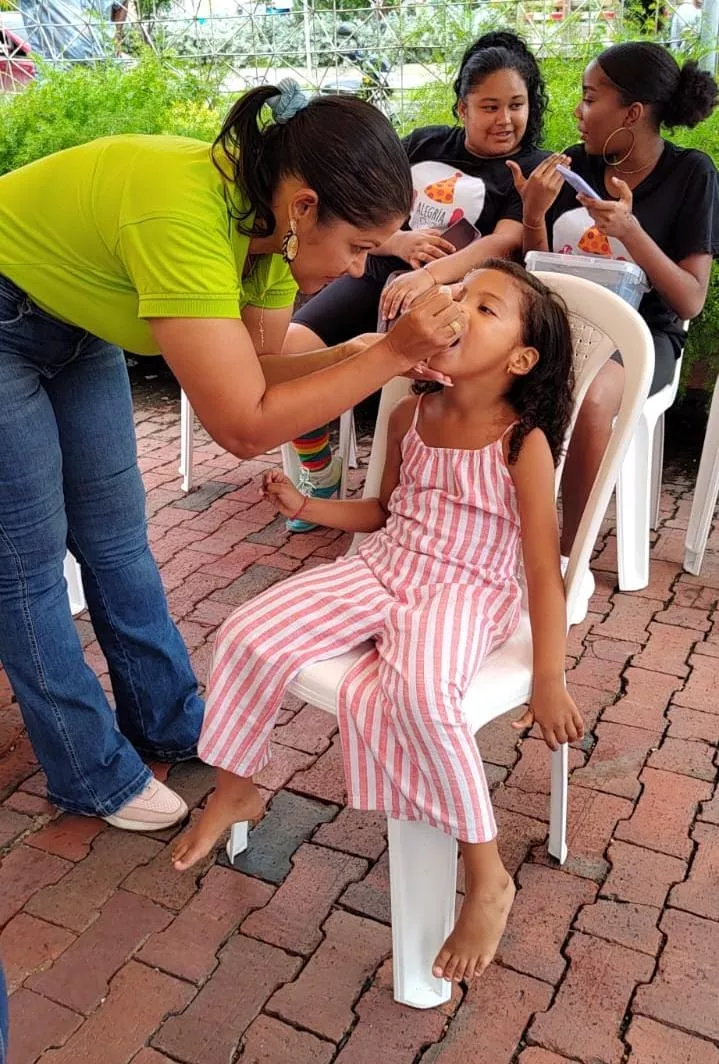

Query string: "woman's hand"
[261, 469, 305, 518]
[512, 682, 584, 752]
[387, 228, 455, 269]
[384, 285, 466, 371]
[507, 153, 571, 226]
[380, 268, 435, 321]
[406, 362, 454, 387]
[578, 177, 637, 241]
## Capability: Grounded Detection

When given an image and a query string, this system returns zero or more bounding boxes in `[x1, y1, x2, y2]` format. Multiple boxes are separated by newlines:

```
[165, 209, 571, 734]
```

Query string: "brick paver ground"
[1, 389, 718, 1064]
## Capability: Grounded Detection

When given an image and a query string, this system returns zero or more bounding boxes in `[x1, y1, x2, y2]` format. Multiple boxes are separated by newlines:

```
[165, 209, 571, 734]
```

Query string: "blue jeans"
[0, 275, 203, 816]
[0, 961, 7, 1064]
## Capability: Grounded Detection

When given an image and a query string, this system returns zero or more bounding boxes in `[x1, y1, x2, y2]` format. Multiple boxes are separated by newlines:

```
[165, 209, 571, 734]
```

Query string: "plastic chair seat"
[289, 612, 533, 730]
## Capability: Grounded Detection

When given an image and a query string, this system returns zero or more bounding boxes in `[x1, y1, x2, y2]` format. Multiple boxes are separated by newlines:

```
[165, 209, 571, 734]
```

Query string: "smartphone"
[441, 217, 482, 251]
[556, 164, 602, 201]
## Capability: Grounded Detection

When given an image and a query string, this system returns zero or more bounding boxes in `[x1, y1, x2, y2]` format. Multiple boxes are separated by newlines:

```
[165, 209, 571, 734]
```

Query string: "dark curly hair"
[213, 86, 412, 238]
[597, 42, 717, 130]
[413, 259, 574, 467]
[452, 31, 547, 149]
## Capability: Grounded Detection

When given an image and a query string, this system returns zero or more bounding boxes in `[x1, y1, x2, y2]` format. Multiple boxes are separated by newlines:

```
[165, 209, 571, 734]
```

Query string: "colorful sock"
[292, 425, 332, 474]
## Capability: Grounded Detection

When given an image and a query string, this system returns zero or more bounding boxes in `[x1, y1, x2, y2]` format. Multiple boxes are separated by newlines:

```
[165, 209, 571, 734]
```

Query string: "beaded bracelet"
[289, 495, 309, 522]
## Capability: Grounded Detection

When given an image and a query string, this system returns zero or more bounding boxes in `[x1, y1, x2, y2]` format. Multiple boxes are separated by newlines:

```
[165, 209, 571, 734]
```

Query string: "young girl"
[282, 30, 549, 531]
[173, 261, 584, 985]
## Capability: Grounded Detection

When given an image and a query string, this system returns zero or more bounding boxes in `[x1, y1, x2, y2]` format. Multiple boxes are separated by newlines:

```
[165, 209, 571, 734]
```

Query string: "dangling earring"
[602, 126, 635, 168]
[282, 218, 299, 263]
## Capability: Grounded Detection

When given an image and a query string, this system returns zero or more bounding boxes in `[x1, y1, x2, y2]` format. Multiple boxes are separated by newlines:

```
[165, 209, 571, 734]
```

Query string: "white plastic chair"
[615, 352, 684, 590]
[64, 552, 85, 616]
[226, 274, 653, 1010]
[684, 375, 719, 575]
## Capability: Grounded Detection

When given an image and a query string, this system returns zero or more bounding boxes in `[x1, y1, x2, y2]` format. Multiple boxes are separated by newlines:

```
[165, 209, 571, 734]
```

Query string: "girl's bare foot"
[432, 874, 515, 983]
[172, 780, 264, 871]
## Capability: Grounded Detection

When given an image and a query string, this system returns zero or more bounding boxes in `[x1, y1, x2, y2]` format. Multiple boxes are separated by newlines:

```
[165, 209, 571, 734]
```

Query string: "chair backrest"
[351, 273, 653, 628]
[531, 272, 654, 623]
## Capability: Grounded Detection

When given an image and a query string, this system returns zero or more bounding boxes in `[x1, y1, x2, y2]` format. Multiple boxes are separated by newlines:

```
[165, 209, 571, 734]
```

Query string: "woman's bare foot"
[172, 778, 264, 872]
[432, 874, 515, 983]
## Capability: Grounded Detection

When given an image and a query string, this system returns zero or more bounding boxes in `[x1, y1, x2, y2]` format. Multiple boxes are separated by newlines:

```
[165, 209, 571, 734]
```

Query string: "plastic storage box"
[525, 251, 648, 309]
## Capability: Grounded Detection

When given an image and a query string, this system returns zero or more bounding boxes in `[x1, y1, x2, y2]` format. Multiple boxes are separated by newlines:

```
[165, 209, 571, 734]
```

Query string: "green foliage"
[2, 37, 719, 390]
[0, 53, 223, 175]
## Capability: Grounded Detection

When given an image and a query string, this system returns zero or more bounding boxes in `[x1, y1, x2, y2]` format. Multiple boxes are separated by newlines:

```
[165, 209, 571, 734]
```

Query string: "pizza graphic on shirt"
[553, 207, 630, 261]
[423, 171, 463, 204]
[577, 226, 612, 257]
[409, 161, 487, 231]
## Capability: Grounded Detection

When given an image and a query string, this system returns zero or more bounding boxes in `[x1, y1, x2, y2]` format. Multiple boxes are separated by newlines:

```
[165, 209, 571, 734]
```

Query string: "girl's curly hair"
[452, 31, 548, 150]
[413, 259, 574, 467]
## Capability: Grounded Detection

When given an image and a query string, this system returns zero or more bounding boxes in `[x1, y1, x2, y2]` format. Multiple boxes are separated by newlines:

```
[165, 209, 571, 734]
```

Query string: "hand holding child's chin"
[407, 362, 454, 387]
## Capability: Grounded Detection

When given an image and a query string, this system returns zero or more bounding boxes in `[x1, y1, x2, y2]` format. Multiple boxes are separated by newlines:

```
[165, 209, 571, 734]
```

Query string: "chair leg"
[685, 381, 719, 576]
[548, 744, 568, 865]
[650, 413, 665, 531]
[337, 409, 355, 500]
[226, 822, 249, 863]
[387, 818, 456, 1009]
[179, 390, 194, 494]
[64, 552, 86, 616]
[616, 414, 653, 591]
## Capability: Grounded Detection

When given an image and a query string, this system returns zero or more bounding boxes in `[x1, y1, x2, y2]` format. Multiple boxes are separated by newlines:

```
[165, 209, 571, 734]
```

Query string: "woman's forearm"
[231, 339, 404, 457]
[522, 216, 550, 254]
[622, 222, 705, 320]
[259, 340, 357, 384]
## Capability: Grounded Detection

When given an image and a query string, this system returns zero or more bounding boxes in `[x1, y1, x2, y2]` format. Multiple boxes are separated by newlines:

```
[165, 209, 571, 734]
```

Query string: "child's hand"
[380, 268, 435, 320]
[512, 684, 584, 751]
[262, 470, 305, 518]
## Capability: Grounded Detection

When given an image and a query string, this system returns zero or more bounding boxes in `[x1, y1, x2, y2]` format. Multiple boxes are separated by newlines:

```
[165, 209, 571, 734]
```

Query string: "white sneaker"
[561, 555, 596, 626]
[103, 778, 188, 832]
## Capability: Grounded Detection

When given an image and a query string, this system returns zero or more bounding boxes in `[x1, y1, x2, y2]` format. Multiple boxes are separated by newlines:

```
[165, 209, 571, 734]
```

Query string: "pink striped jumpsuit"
[200, 400, 522, 843]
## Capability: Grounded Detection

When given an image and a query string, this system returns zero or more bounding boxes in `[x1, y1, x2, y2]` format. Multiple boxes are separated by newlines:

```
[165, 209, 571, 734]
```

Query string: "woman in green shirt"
[0, 79, 463, 831]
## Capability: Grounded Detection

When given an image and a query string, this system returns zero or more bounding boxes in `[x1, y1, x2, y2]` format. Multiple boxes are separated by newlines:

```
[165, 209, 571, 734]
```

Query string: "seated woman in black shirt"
[514, 41, 719, 603]
[282, 30, 549, 530]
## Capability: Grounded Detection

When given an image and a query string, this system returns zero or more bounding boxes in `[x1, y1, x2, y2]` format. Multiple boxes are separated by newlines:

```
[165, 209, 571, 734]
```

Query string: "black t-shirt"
[366, 125, 548, 286]
[545, 141, 719, 338]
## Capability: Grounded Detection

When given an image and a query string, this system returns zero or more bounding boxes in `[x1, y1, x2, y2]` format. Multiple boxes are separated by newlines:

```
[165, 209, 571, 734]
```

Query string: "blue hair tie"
[268, 79, 308, 124]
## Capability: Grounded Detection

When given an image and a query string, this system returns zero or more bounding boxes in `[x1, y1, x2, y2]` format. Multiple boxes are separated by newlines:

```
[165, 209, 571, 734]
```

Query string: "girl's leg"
[172, 766, 264, 871]
[435, 839, 515, 984]
[0, 288, 150, 816]
[283, 270, 384, 531]
[0, 959, 7, 1064]
[48, 335, 203, 764]
[560, 360, 624, 555]
[283, 324, 340, 531]
[560, 335, 678, 555]
[173, 556, 391, 869]
[339, 584, 518, 980]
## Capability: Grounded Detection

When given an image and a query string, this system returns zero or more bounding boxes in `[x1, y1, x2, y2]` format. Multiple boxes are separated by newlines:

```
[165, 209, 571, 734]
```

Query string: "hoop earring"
[282, 219, 299, 263]
[602, 126, 635, 167]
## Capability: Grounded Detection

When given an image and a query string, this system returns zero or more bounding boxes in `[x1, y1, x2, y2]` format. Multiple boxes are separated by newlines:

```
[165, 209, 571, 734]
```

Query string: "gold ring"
[450, 318, 462, 336]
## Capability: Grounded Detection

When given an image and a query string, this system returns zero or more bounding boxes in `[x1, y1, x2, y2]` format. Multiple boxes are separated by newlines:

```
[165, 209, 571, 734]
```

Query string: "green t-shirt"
[0, 134, 298, 355]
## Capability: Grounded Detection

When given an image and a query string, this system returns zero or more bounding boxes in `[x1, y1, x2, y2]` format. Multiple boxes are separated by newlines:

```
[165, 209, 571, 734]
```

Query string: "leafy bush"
[1, 40, 719, 391]
[0, 53, 223, 175]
